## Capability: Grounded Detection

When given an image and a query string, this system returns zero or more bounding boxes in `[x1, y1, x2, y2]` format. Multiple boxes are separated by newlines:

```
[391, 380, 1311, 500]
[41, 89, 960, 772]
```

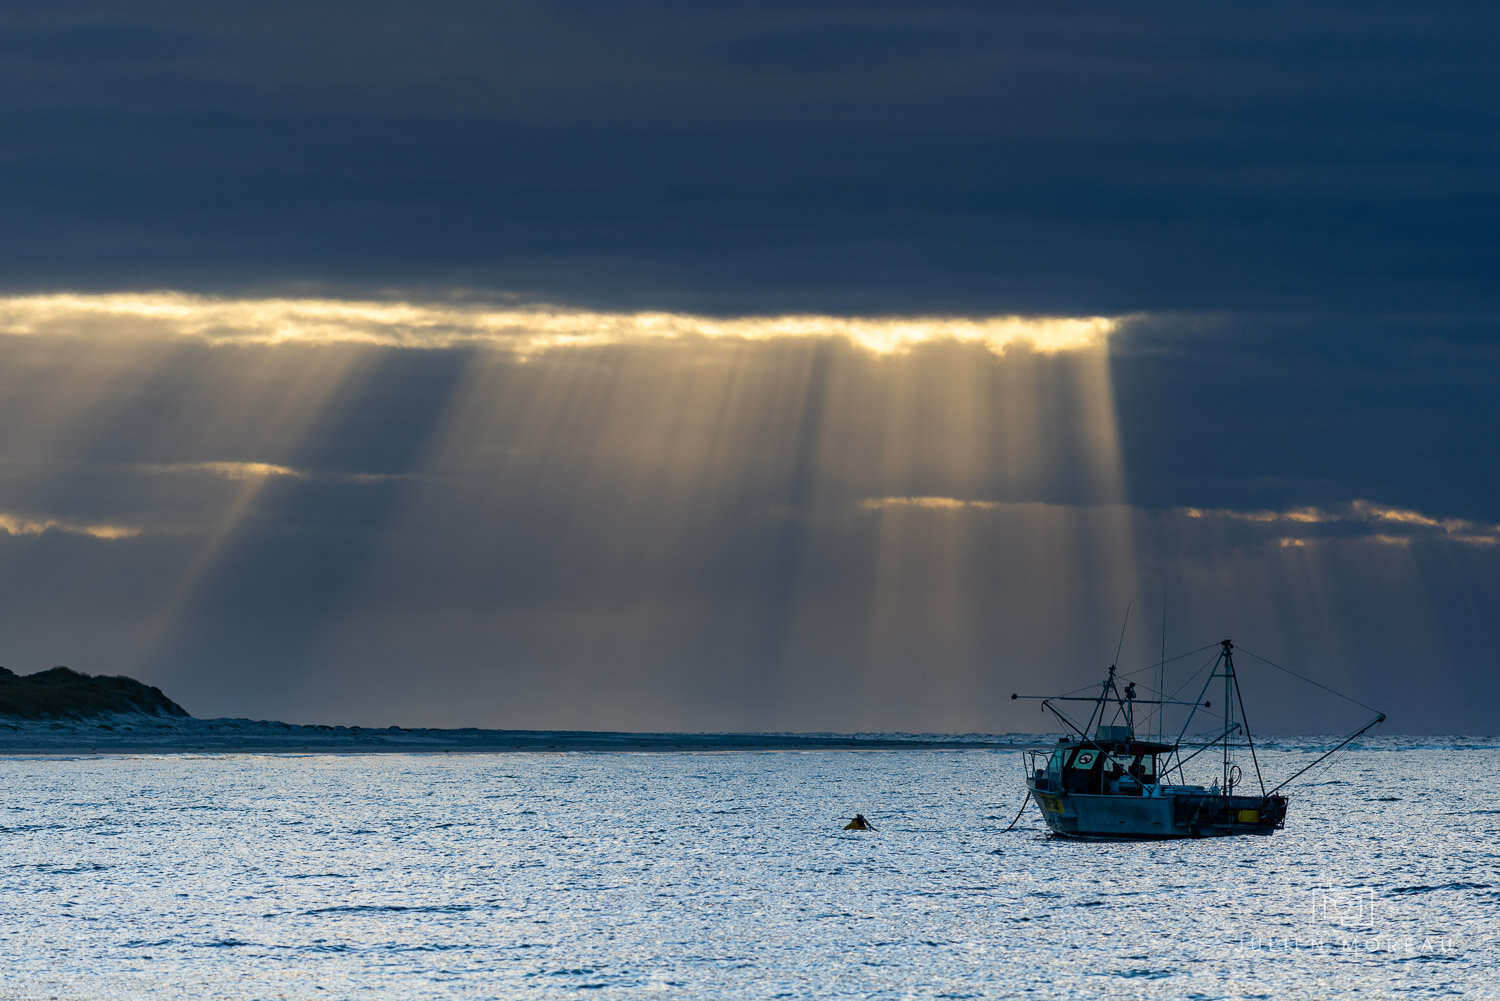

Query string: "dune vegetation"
[0, 666, 188, 719]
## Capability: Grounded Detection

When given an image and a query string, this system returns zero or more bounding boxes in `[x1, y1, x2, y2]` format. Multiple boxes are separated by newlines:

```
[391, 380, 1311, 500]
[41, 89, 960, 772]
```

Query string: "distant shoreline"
[0, 714, 1040, 755]
[0, 715, 1483, 756]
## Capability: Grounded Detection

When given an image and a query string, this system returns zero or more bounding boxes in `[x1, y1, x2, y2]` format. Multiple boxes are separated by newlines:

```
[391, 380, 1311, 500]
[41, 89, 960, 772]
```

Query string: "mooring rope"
[1000, 793, 1033, 832]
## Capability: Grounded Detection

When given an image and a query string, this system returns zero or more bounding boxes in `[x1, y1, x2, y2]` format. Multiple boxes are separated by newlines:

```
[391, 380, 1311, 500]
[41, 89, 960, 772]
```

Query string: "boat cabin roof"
[1056, 737, 1174, 756]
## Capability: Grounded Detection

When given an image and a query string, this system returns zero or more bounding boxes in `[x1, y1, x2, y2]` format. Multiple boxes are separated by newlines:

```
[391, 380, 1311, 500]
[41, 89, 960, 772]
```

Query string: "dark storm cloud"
[2, 2, 1496, 313]
[1110, 312, 1500, 522]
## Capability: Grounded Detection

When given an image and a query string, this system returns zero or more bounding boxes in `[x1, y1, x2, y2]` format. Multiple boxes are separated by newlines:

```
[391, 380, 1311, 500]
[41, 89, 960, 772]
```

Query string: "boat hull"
[1027, 781, 1287, 839]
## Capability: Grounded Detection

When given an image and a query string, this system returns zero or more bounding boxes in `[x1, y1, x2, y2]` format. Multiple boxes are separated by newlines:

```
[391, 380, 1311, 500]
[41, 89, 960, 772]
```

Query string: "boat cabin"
[1042, 735, 1175, 797]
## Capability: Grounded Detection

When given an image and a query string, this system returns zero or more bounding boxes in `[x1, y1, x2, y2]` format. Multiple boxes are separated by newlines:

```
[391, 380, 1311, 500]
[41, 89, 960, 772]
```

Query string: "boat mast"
[1172, 640, 1242, 789]
[1222, 640, 1233, 792]
[1112, 605, 1132, 736]
[1088, 664, 1118, 736]
[1157, 595, 1167, 742]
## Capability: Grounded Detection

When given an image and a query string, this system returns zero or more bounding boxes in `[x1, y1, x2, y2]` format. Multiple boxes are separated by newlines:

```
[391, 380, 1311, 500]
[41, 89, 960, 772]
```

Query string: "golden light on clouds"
[1186, 501, 1500, 546]
[861, 496, 1004, 512]
[0, 292, 1122, 357]
[143, 460, 305, 481]
[0, 511, 142, 540]
[139, 460, 401, 485]
[2, 287, 1495, 732]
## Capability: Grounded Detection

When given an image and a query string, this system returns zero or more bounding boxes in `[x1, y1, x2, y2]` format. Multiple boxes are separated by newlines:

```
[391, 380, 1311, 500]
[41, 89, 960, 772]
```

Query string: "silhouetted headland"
[0, 666, 188, 720]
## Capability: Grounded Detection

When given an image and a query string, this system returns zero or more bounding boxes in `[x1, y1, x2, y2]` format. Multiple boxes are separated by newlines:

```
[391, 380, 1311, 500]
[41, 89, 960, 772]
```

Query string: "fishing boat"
[1014, 639, 1383, 839]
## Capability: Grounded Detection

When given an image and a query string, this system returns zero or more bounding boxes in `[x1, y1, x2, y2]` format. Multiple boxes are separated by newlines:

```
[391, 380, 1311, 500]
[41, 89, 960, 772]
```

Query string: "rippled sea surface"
[2, 740, 1497, 999]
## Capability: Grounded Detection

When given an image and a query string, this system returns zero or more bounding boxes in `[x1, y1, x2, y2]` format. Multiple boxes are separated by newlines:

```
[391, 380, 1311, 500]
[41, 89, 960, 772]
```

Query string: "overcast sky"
[1, 3, 1496, 732]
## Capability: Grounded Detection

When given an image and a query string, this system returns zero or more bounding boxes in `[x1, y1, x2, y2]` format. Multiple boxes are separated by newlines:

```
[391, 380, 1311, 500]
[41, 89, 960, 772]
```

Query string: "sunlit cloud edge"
[140, 460, 402, 485]
[1184, 500, 1500, 548]
[0, 460, 404, 543]
[0, 292, 1124, 357]
[862, 496, 1499, 547]
[0, 511, 142, 541]
[861, 496, 1004, 513]
[142, 460, 305, 481]
[10, 491, 1494, 548]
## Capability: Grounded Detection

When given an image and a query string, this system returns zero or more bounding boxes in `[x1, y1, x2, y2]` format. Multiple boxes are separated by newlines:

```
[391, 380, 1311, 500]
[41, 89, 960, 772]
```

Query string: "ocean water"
[1, 741, 1496, 999]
